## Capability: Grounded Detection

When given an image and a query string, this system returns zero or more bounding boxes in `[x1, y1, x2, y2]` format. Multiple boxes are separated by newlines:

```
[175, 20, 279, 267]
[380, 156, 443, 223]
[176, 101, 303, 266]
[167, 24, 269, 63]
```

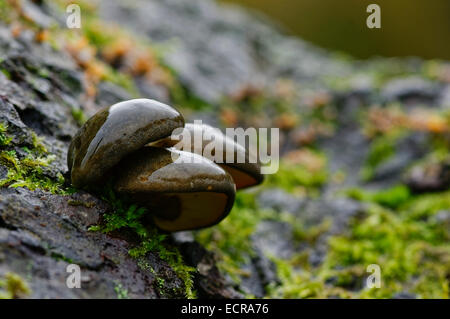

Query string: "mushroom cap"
[151, 123, 264, 189]
[113, 147, 236, 232]
[68, 99, 184, 188]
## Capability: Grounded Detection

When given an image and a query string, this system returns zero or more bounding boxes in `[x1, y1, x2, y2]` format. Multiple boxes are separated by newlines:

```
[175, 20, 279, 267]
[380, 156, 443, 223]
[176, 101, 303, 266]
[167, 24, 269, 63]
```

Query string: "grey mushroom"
[68, 99, 184, 188]
[150, 123, 264, 189]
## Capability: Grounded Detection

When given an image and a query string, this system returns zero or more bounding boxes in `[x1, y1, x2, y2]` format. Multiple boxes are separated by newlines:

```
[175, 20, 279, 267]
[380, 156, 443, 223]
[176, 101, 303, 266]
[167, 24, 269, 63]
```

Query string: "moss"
[320, 195, 449, 298]
[1, 68, 11, 80]
[114, 281, 129, 299]
[0, 0, 15, 24]
[292, 218, 332, 244]
[83, 22, 118, 49]
[360, 131, 404, 181]
[50, 252, 74, 264]
[157, 277, 165, 289]
[102, 65, 140, 97]
[31, 132, 48, 154]
[202, 174, 448, 298]
[268, 257, 354, 299]
[169, 79, 211, 111]
[0, 272, 31, 299]
[88, 185, 196, 299]
[265, 189, 449, 299]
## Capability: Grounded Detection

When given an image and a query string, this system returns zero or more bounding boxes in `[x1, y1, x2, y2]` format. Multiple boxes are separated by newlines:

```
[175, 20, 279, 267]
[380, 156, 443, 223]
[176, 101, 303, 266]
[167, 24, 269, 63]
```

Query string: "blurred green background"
[221, 0, 450, 60]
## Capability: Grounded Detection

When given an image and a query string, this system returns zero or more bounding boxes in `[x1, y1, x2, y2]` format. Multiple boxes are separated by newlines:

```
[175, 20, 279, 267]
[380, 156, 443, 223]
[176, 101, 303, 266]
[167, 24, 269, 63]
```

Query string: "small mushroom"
[114, 147, 236, 232]
[151, 123, 264, 189]
[68, 99, 184, 187]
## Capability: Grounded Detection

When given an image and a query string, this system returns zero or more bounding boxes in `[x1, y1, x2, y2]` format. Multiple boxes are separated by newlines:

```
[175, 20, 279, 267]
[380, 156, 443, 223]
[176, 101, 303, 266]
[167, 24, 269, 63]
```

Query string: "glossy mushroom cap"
[113, 147, 236, 232]
[151, 123, 264, 189]
[68, 99, 184, 188]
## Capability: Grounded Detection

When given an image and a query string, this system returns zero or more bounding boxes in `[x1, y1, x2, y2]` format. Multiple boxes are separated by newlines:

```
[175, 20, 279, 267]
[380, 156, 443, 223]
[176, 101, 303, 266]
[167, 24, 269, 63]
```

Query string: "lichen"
[88, 186, 196, 299]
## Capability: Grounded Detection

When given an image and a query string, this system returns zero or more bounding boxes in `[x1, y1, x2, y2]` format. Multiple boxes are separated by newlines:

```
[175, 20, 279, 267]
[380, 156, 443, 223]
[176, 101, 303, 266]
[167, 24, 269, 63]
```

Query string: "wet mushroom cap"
[68, 99, 184, 188]
[113, 147, 236, 232]
[151, 123, 264, 189]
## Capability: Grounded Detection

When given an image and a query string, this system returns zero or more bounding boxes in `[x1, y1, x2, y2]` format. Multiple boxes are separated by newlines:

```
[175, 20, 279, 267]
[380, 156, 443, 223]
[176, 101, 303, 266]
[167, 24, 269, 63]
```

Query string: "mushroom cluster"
[68, 99, 263, 232]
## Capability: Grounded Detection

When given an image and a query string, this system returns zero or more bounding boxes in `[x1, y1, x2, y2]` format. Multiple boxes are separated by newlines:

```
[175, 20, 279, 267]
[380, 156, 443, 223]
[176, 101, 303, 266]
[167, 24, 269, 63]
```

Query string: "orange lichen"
[220, 108, 239, 127]
[408, 111, 449, 133]
[365, 107, 408, 135]
[128, 50, 156, 76]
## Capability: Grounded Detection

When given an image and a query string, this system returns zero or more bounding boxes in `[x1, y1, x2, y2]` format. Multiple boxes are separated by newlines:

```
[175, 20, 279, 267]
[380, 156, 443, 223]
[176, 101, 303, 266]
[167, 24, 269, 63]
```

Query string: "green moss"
[347, 184, 411, 209]
[268, 257, 344, 299]
[325, 192, 449, 298]
[88, 186, 196, 298]
[0, 126, 66, 194]
[0, 68, 11, 80]
[265, 154, 328, 193]
[360, 131, 404, 181]
[324, 201, 448, 298]
[102, 65, 140, 97]
[50, 252, 74, 264]
[204, 177, 448, 298]
[114, 281, 129, 299]
[169, 79, 211, 111]
[195, 192, 278, 283]
[292, 218, 332, 244]
[0, 123, 12, 146]
[83, 22, 117, 49]
[0, 272, 31, 299]
[0, 149, 65, 193]
[265, 188, 449, 299]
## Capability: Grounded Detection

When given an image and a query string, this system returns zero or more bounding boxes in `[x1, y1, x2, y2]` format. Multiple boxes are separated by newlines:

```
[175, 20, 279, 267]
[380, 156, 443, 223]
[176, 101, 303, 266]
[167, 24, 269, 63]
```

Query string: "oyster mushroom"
[151, 123, 264, 189]
[114, 147, 236, 232]
[68, 99, 184, 187]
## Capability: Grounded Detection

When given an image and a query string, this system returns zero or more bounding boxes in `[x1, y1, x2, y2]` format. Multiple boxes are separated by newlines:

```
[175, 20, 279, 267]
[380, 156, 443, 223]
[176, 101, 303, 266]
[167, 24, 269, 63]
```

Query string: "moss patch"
[360, 130, 405, 181]
[265, 152, 329, 194]
[88, 186, 196, 299]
